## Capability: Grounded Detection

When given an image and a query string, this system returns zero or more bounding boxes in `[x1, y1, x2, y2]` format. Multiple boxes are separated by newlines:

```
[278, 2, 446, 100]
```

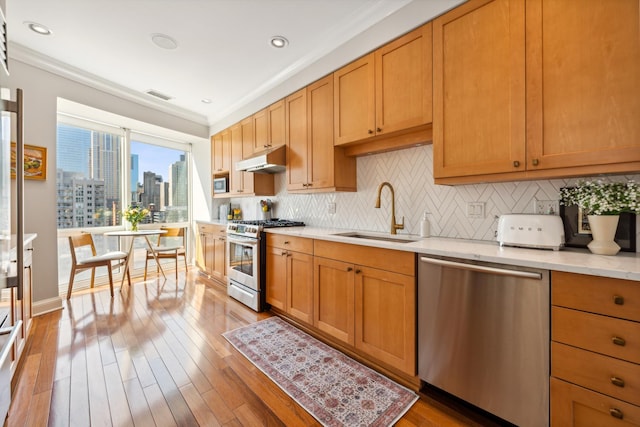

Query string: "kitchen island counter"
[264, 226, 640, 281]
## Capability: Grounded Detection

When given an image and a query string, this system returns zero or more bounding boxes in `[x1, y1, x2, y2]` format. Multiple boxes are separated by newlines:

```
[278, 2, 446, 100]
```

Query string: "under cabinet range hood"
[235, 144, 286, 173]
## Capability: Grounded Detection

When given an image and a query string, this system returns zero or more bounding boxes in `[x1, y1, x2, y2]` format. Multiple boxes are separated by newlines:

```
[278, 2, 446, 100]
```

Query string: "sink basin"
[332, 231, 419, 244]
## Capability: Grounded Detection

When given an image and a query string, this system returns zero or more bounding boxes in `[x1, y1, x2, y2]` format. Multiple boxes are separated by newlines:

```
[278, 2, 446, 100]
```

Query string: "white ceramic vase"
[587, 215, 620, 256]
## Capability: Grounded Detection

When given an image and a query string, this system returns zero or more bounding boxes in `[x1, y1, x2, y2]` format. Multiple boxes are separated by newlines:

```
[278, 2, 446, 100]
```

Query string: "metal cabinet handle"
[283, 241, 290, 245]
[532, 158, 539, 166]
[612, 336, 626, 346]
[368, 129, 374, 134]
[355, 269, 361, 274]
[613, 295, 624, 305]
[610, 408, 624, 420]
[611, 377, 625, 388]
[346, 267, 353, 272]
[513, 160, 520, 168]
[281, 251, 287, 256]
[376, 127, 382, 132]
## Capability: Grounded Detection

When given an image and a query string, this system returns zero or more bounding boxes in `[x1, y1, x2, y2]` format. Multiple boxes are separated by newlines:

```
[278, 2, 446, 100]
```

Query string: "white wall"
[4, 60, 210, 309]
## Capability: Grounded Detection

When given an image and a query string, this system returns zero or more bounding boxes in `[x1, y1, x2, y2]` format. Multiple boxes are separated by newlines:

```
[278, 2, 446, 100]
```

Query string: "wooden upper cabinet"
[285, 88, 309, 191]
[375, 22, 432, 135]
[268, 99, 285, 148]
[240, 116, 254, 160]
[433, 0, 526, 180]
[525, 0, 640, 172]
[334, 23, 432, 147]
[252, 100, 285, 153]
[286, 75, 356, 192]
[334, 53, 375, 145]
[212, 130, 232, 174]
[434, 0, 640, 184]
[229, 123, 244, 193]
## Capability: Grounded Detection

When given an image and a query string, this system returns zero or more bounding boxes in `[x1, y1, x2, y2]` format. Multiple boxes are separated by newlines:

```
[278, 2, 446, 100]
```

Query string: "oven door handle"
[227, 235, 259, 247]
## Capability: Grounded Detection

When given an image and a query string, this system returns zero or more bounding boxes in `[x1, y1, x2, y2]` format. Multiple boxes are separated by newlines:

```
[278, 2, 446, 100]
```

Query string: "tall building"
[141, 171, 162, 218]
[170, 154, 187, 208]
[56, 170, 108, 228]
[56, 124, 91, 174]
[130, 153, 139, 204]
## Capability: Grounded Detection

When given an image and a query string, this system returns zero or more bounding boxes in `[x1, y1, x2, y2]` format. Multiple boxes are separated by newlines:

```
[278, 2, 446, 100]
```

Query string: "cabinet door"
[204, 232, 215, 276]
[354, 266, 416, 375]
[287, 251, 314, 324]
[240, 117, 255, 194]
[266, 245, 287, 311]
[334, 53, 375, 145]
[229, 123, 244, 194]
[433, 0, 526, 179]
[551, 377, 640, 426]
[268, 99, 285, 148]
[307, 75, 335, 189]
[375, 23, 432, 136]
[253, 108, 269, 152]
[285, 88, 309, 191]
[212, 133, 225, 173]
[212, 235, 226, 282]
[526, 0, 640, 172]
[314, 257, 354, 345]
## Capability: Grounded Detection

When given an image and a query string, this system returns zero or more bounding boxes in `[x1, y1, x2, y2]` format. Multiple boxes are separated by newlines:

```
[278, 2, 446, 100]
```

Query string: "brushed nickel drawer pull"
[283, 241, 290, 245]
[346, 267, 353, 272]
[610, 408, 624, 420]
[613, 295, 624, 305]
[513, 160, 520, 168]
[612, 336, 626, 346]
[611, 376, 625, 387]
[532, 158, 539, 166]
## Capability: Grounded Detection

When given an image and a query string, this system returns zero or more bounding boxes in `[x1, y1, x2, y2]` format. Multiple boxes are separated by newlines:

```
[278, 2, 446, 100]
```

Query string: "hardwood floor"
[7, 270, 493, 426]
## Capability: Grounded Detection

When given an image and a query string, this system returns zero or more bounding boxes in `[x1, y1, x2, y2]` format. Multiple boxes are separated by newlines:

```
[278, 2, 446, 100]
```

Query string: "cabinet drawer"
[551, 377, 640, 426]
[553, 271, 640, 322]
[552, 306, 640, 364]
[266, 234, 313, 254]
[198, 223, 225, 234]
[552, 342, 640, 406]
[314, 240, 414, 276]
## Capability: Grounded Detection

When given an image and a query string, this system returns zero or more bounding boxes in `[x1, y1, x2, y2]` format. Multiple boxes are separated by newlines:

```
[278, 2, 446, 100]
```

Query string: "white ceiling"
[6, 0, 462, 130]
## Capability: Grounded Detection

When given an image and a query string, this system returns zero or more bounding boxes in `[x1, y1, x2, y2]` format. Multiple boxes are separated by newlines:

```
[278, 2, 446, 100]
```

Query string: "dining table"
[104, 229, 168, 287]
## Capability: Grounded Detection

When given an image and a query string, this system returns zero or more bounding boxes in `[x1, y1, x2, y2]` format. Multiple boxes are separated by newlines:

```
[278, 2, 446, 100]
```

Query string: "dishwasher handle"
[420, 257, 543, 280]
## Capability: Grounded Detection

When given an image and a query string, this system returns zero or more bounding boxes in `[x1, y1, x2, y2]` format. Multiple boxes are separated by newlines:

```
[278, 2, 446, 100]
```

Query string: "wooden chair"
[144, 227, 188, 280]
[67, 233, 131, 299]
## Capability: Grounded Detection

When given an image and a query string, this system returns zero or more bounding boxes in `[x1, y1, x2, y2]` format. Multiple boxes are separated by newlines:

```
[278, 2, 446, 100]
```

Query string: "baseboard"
[32, 296, 63, 316]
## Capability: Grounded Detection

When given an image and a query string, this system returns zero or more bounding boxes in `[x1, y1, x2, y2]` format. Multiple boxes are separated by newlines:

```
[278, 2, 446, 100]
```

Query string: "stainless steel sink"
[332, 231, 419, 243]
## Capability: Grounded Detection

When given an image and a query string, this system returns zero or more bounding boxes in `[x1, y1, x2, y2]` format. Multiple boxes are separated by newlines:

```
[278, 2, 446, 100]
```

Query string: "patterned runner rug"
[223, 316, 419, 427]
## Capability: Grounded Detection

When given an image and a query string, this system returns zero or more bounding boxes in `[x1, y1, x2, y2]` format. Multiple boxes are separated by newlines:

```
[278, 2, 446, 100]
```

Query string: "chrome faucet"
[374, 181, 404, 235]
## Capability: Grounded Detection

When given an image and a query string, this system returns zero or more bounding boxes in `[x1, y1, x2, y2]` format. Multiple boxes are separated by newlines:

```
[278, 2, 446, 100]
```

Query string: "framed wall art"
[11, 143, 47, 180]
[560, 203, 636, 252]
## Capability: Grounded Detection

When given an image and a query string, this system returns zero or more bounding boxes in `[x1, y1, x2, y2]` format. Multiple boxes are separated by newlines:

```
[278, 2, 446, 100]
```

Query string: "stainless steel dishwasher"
[418, 255, 549, 427]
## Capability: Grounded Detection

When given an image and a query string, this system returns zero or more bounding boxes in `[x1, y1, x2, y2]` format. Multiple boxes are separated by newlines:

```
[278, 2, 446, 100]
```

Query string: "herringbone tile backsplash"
[218, 145, 640, 250]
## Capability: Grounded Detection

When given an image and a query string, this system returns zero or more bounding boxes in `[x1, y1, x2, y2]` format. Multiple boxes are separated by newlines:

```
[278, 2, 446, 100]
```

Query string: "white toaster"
[497, 214, 565, 251]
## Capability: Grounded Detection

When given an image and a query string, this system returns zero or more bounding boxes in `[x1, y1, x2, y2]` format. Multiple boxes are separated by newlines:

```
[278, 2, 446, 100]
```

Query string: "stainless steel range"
[226, 219, 304, 311]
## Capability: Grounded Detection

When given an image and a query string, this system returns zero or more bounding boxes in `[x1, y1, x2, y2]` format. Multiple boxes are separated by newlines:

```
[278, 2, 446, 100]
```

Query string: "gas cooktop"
[230, 219, 305, 228]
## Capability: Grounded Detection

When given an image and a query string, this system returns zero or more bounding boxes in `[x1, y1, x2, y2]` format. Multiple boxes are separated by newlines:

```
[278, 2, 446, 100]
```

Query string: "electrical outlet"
[534, 199, 560, 215]
[466, 202, 485, 219]
[327, 202, 336, 214]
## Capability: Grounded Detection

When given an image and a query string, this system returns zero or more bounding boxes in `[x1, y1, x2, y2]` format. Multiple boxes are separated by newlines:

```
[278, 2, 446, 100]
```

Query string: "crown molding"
[9, 42, 209, 126]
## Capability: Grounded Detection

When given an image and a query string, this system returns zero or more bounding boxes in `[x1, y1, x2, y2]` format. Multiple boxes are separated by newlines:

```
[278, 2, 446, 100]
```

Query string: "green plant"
[560, 180, 639, 215]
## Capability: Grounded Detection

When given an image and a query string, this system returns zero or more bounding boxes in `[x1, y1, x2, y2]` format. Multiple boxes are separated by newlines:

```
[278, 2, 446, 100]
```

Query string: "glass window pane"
[56, 123, 123, 228]
[130, 140, 189, 224]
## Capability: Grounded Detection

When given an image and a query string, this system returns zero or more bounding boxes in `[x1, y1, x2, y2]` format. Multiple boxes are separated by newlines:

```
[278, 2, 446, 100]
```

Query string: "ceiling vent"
[145, 89, 173, 101]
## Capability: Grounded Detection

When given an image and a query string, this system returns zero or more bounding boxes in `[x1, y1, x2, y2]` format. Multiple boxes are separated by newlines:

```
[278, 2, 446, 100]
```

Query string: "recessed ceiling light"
[24, 21, 52, 36]
[269, 36, 289, 49]
[201, 98, 212, 104]
[151, 33, 178, 50]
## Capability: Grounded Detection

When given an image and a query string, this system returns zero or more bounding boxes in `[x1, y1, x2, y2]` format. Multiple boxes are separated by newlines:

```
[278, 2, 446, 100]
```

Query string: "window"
[56, 116, 191, 294]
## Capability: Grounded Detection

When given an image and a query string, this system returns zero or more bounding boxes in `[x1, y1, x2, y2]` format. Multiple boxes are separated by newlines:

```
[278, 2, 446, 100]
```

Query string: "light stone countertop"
[264, 226, 640, 282]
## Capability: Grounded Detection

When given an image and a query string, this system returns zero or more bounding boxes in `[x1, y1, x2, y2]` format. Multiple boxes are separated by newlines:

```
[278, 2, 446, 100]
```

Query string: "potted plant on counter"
[560, 180, 639, 255]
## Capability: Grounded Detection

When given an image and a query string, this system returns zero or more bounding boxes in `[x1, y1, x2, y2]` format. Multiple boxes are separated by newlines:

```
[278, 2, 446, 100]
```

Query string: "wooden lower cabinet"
[313, 256, 355, 345]
[551, 271, 640, 426]
[355, 265, 415, 375]
[313, 240, 416, 376]
[551, 378, 640, 426]
[265, 235, 314, 324]
[196, 223, 226, 283]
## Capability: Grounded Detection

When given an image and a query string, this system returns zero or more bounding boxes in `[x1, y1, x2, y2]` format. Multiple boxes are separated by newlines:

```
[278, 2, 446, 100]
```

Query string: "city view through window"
[56, 122, 190, 289]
